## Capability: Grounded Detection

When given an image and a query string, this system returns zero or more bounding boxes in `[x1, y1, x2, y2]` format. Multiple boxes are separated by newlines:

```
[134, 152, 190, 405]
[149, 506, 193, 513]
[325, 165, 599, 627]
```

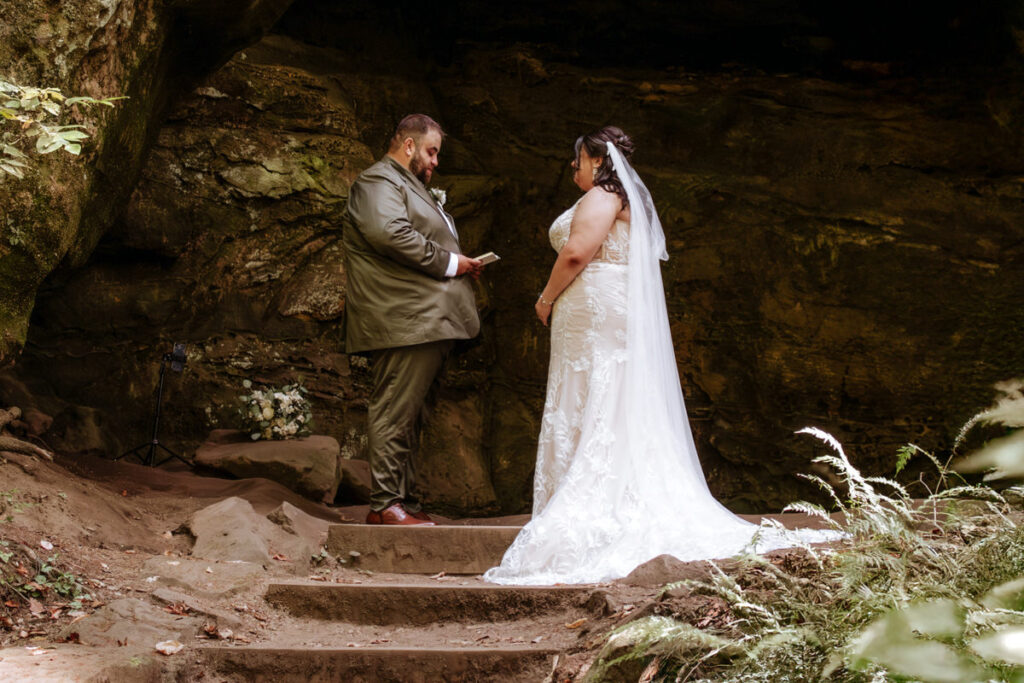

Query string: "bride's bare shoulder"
[579, 186, 621, 214]
[581, 186, 629, 222]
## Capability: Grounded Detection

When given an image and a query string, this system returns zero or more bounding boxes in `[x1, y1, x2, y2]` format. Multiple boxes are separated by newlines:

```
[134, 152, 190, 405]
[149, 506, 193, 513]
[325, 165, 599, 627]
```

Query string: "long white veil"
[606, 141, 723, 506]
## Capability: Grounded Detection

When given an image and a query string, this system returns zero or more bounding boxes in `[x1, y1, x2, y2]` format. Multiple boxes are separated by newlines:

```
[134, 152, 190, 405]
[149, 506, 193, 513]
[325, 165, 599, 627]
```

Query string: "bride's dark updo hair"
[575, 125, 635, 207]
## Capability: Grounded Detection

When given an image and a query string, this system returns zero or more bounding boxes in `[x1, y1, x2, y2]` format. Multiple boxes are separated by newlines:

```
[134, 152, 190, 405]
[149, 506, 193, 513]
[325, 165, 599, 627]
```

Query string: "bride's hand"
[535, 296, 553, 326]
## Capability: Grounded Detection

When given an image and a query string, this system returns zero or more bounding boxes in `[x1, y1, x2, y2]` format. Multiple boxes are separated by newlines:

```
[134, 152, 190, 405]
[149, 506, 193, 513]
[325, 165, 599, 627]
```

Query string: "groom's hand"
[456, 254, 483, 280]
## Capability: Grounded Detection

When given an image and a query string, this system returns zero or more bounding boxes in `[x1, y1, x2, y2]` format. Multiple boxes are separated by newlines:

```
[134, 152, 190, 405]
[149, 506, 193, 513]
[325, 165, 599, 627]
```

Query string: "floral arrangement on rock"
[238, 380, 313, 440]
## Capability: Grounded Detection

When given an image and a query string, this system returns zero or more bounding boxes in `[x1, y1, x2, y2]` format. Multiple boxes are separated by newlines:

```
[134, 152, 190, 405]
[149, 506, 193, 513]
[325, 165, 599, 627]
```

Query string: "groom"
[343, 114, 482, 526]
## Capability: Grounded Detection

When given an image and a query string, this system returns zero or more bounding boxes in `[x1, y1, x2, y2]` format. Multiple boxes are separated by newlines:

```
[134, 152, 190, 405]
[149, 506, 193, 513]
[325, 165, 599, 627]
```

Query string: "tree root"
[0, 406, 20, 432]
[0, 406, 52, 460]
[0, 435, 53, 461]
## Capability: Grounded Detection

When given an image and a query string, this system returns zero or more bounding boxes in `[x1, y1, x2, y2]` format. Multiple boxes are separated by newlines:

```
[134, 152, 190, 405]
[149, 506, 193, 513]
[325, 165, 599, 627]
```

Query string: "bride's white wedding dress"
[484, 144, 841, 586]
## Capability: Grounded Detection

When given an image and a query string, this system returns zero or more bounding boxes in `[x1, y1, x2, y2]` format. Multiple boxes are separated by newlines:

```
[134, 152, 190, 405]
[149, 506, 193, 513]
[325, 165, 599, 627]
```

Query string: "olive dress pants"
[367, 339, 454, 513]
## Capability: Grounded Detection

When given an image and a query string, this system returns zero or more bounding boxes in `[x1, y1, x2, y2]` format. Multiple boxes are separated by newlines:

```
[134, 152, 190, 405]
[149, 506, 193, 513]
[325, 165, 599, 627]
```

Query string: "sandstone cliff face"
[0, 0, 294, 362]
[4, 1, 1024, 514]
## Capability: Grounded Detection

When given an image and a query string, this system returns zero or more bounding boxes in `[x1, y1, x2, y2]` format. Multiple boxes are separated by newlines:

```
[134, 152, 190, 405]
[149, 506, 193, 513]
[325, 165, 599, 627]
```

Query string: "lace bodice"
[549, 201, 630, 264]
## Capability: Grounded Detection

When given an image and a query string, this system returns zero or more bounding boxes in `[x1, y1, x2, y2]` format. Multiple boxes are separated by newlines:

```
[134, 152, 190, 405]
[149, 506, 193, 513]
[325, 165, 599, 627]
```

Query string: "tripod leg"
[153, 442, 191, 467]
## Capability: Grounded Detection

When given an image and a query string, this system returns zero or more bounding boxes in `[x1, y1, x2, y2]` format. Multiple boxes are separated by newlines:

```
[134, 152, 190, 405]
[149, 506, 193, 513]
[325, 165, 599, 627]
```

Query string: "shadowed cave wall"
[5, 0, 1024, 515]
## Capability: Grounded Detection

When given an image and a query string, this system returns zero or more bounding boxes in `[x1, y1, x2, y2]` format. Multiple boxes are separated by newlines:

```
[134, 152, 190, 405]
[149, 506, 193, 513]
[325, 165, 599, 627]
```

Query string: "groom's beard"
[410, 156, 432, 184]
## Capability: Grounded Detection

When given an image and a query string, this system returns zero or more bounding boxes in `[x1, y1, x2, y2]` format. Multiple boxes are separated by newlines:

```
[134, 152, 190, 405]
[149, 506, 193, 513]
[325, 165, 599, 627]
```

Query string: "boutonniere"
[429, 187, 447, 208]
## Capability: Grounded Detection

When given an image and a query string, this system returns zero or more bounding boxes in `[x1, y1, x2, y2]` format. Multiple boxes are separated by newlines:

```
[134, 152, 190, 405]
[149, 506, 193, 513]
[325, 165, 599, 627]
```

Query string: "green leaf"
[63, 143, 82, 155]
[4, 100, 19, 109]
[3, 144, 26, 158]
[895, 444, 914, 474]
[970, 626, 1024, 666]
[955, 430, 1024, 480]
[41, 100, 60, 116]
[36, 135, 63, 154]
[58, 130, 88, 141]
[901, 600, 965, 640]
[981, 577, 1024, 611]
[848, 603, 980, 682]
[0, 163, 25, 179]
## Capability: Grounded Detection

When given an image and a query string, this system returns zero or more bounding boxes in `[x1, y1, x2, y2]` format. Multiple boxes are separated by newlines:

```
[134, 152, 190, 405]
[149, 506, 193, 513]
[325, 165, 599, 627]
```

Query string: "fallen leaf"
[204, 567, 213, 574]
[271, 553, 290, 562]
[121, 490, 128, 496]
[429, 571, 447, 580]
[532, 636, 544, 643]
[164, 603, 190, 616]
[4, 600, 17, 608]
[155, 640, 183, 655]
[39, 540, 53, 551]
[124, 549, 137, 555]
[565, 618, 587, 629]
[15, 564, 29, 577]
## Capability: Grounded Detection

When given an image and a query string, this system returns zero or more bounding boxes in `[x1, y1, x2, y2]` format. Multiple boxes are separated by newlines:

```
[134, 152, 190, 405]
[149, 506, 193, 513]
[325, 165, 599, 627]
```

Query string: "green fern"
[588, 381, 1024, 681]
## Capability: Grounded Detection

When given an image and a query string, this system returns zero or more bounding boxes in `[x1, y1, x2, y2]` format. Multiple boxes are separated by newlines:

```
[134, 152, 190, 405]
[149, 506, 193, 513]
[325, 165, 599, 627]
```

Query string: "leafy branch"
[0, 79, 125, 179]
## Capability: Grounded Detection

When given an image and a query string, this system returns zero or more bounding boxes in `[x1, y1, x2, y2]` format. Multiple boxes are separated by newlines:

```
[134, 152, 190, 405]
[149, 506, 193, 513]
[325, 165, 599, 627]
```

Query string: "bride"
[484, 126, 840, 586]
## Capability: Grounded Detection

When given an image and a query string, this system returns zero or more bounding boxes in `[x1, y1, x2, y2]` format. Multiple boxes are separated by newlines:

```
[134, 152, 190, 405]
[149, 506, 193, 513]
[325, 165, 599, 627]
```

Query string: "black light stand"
[115, 343, 191, 467]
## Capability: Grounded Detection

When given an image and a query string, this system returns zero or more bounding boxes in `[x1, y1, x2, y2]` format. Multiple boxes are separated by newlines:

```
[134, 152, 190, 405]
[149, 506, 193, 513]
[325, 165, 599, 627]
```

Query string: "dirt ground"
[0, 450, 833, 682]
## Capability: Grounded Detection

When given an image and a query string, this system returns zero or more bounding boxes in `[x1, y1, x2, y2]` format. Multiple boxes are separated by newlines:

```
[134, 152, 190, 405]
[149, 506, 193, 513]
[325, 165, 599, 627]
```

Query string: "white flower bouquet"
[238, 379, 314, 440]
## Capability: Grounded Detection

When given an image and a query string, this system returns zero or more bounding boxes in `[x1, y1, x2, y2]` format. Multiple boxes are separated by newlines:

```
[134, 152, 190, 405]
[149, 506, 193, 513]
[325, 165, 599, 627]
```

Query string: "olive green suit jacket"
[342, 157, 480, 354]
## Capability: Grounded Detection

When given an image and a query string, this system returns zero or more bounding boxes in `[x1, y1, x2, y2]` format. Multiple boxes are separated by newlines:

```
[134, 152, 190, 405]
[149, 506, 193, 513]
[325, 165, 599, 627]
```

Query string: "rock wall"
[5, 0, 1024, 514]
[0, 0, 294, 363]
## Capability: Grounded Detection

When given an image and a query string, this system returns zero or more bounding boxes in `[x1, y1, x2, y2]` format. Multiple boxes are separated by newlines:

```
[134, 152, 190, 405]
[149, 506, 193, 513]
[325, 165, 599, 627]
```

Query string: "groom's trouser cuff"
[366, 339, 453, 513]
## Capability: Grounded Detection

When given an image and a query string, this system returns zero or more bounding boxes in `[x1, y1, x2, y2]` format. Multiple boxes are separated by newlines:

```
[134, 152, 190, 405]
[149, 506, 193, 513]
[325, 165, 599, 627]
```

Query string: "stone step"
[266, 580, 592, 625]
[327, 523, 522, 574]
[199, 645, 559, 683]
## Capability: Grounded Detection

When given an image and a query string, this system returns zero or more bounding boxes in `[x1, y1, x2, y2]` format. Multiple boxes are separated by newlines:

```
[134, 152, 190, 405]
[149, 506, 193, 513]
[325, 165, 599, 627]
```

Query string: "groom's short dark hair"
[389, 114, 445, 151]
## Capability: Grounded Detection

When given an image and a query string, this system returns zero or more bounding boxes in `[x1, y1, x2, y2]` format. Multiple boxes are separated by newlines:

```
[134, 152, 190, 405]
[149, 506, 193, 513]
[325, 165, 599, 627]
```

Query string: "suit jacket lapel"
[385, 157, 458, 243]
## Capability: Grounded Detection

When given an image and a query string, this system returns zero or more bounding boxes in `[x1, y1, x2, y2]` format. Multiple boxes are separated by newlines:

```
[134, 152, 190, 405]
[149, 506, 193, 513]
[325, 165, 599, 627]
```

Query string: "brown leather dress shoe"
[408, 509, 434, 523]
[366, 503, 435, 526]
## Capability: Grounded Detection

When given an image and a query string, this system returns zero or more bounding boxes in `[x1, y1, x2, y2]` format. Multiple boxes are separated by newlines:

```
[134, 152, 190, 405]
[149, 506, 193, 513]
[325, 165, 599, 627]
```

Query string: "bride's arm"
[535, 189, 620, 326]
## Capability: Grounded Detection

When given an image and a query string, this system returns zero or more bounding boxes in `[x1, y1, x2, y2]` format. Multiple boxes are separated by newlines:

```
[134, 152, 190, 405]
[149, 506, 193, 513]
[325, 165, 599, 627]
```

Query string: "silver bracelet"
[538, 293, 555, 306]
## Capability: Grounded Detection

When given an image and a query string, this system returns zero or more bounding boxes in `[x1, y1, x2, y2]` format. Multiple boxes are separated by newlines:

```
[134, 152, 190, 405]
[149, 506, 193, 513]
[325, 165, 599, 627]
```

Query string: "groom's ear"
[402, 137, 416, 158]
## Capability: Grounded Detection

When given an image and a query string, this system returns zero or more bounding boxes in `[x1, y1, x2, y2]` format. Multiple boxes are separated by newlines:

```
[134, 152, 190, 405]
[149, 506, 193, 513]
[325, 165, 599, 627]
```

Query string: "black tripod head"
[166, 343, 187, 372]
